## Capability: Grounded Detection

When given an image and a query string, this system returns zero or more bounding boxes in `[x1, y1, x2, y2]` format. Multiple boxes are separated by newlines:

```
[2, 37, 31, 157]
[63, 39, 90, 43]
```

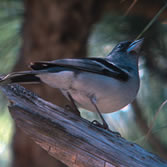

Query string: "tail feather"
[0, 71, 41, 85]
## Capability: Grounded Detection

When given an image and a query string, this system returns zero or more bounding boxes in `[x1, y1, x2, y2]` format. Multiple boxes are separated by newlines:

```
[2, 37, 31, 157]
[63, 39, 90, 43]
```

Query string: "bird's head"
[107, 38, 144, 71]
[110, 38, 144, 56]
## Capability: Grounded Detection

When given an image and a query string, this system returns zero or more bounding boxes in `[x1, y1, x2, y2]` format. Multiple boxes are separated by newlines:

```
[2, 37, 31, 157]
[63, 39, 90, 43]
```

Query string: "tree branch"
[0, 84, 167, 167]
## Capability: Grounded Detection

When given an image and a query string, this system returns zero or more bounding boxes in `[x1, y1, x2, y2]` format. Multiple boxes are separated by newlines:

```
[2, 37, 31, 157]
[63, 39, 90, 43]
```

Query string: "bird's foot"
[92, 120, 108, 129]
[65, 104, 81, 117]
[91, 120, 121, 136]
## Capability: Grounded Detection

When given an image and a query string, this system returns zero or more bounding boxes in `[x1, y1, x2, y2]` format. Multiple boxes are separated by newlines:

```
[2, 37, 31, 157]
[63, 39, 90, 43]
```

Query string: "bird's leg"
[90, 97, 121, 136]
[90, 97, 109, 130]
[65, 92, 80, 117]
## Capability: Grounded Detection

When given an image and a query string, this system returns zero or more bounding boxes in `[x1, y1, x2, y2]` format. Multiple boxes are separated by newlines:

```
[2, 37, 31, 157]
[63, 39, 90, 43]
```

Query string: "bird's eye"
[117, 44, 122, 49]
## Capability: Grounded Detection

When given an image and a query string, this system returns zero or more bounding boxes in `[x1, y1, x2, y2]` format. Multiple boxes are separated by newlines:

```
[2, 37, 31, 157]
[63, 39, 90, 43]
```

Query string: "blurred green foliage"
[0, 110, 13, 167]
[0, 0, 22, 166]
[0, 0, 22, 73]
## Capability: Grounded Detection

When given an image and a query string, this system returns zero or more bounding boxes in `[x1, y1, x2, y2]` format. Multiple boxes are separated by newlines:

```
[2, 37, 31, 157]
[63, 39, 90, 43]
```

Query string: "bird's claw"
[91, 120, 121, 137]
[92, 120, 108, 129]
[65, 104, 72, 111]
[65, 104, 81, 117]
[110, 130, 121, 137]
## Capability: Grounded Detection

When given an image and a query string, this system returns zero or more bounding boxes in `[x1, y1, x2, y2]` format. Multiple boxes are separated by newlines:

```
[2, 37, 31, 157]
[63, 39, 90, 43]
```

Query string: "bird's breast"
[69, 72, 139, 113]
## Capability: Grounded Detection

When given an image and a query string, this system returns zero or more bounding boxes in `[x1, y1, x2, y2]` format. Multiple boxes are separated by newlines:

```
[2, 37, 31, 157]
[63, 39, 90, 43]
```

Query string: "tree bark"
[1, 84, 167, 167]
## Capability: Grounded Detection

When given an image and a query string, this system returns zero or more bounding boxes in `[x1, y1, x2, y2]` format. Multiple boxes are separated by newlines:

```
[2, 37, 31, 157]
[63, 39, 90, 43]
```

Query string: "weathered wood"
[1, 84, 167, 167]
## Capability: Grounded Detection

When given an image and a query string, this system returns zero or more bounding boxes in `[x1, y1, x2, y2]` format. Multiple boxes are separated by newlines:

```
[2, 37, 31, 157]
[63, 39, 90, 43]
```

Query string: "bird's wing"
[30, 58, 129, 81]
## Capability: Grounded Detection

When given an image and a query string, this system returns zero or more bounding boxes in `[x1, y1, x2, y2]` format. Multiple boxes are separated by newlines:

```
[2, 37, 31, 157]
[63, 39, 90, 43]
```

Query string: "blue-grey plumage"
[0, 39, 143, 114]
[37, 65, 139, 113]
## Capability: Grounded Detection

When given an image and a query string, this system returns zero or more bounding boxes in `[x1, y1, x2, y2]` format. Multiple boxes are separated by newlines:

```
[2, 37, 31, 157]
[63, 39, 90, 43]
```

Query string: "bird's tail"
[0, 71, 41, 85]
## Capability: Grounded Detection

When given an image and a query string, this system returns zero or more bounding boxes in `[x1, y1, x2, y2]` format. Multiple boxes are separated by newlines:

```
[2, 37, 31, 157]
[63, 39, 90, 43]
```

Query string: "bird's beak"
[127, 38, 144, 54]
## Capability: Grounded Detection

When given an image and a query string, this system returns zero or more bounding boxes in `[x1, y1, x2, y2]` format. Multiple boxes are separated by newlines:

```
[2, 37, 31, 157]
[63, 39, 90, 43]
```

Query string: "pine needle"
[124, 0, 138, 16]
[136, 2, 167, 39]
[143, 99, 167, 144]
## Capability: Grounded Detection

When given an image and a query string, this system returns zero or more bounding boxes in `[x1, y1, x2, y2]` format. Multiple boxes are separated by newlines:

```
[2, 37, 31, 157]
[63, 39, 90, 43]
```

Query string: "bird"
[0, 38, 143, 130]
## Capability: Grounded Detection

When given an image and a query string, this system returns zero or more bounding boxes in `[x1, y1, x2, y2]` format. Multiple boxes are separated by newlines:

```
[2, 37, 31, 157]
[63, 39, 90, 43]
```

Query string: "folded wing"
[30, 58, 129, 81]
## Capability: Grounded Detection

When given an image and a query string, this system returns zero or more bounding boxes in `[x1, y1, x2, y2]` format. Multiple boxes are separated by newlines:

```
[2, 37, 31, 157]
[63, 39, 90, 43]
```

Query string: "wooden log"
[0, 84, 167, 167]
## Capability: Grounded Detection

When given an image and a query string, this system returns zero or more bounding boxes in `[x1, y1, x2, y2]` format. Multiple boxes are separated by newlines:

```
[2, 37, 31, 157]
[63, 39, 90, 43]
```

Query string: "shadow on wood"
[0, 84, 167, 167]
